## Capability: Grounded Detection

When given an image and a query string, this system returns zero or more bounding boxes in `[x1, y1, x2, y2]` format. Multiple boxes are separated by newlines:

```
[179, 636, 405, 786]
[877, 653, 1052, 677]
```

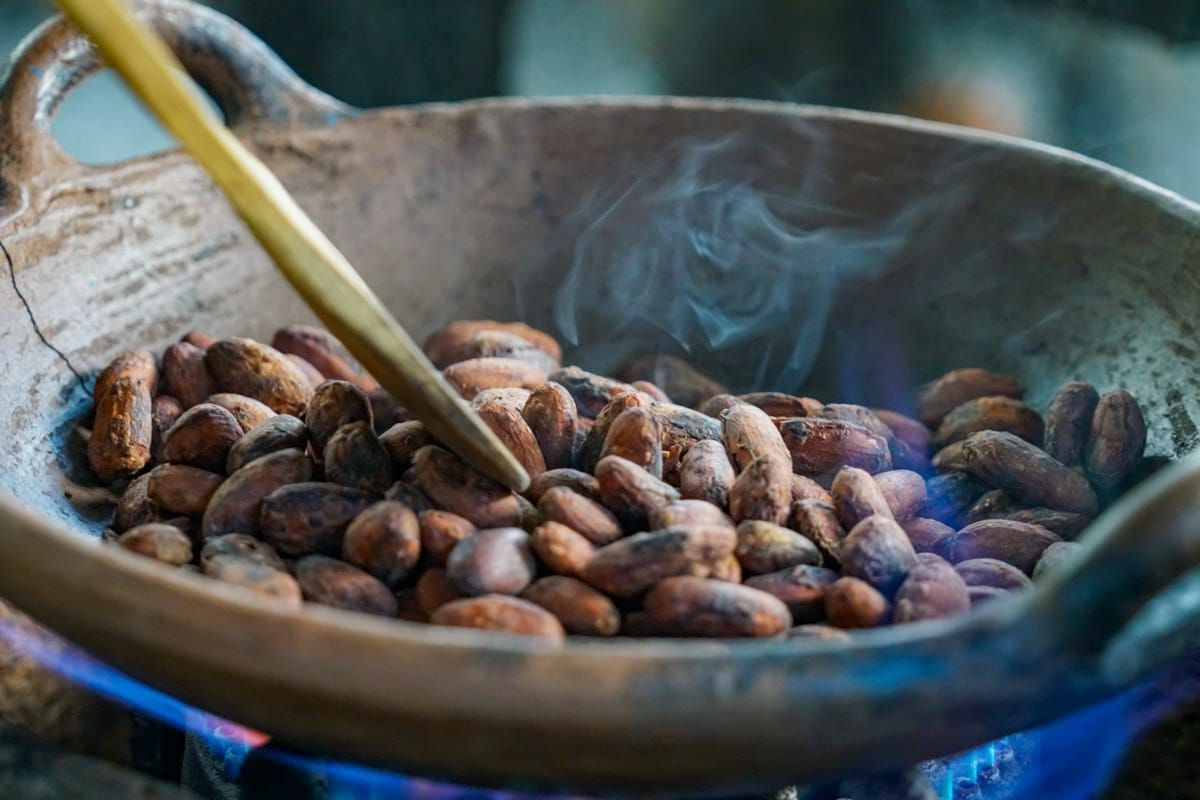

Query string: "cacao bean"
[735, 520, 822, 574]
[416, 568, 462, 614]
[920, 472, 988, 525]
[225, 414, 308, 474]
[872, 409, 931, 455]
[744, 564, 839, 622]
[161, 403, 242, 473]
[619, 354, 726, 409]
[88, 376, 152, 482]
[873, 470, 927, 521]
[457, 330, 560, 372]
[447, 527, 536, 596]
[1005, 507, 1091, 539]
[697, 393, 739, 417]
[934, 519, 1061, 574]
[594, 455, 680, 530]
[324, 421, 394, 493]
[378, 420, 432, 473]
[631, 380, 670, 402]
[791, 474, 833, 505]
[287, 354, 326, 391]
[201, 450, 314, 537]
[259, 482, 377, 556]
[204, 554, 302, 606]
[522, 575, 620, 636]
[650, 499, 735, 530]
[524, 468, 601, 504]
[206, 393, 276, 433]
[779, 417, 891, 477]
[933, 396, 1044, 448]
[645, 577, 791, 638]
[160, 342, 215, 410]
[964, 489, 1020, 524]
[729, 455, 792, 525]
[1043, 381, 1099, 467]
[538, 486, 623, 545]
[839, 515, 918, 595]
[917, 368, 1023, 427]
[825, 577, 891, 628]
[789, 499, 847, 566]
[831, 467, 894, 530]
[960, 431, 1098, 514]
[94, 350, 157, 405]
[723, 403, 790, 470]
[530, 521, 596, 578]
[305, 380, 373, 455]
[953, 558, 1032, 590]
[273, 324, 378, 391]
[601, 407, 663, 478]
[582, 525, 735, 597]
[295, 555, 397, 617]
[147, 464, 223, 516]
[549, 366, 637, 418]
[931, 441, 969, 472]
[902, 517, 955, 554]
[474, 394, 546, 477]
[522, 382, 578, 470]
[444, 357, 549, 400]
[893, 558, 970, 622]
[412, 445, 521, 528]
[1033, 540, 1084, 580]
[738, 392, 823, 417]
[114, 474, 161, 532]
[201, 534, 286, 572]
[423, 320, 561, 369]
[418, 510, 476, 566]
[679, 439, 735, 508]
[578, 392, 651, 473]
[117, 523, 192, 566]
[342, 501, 421, 587]
[205, 338, 312, 416]
[1084, 390, 1148, 497]
[151, 394, 183, 462]
[430, 594, 565, 639]
[384, 480, 434, 513]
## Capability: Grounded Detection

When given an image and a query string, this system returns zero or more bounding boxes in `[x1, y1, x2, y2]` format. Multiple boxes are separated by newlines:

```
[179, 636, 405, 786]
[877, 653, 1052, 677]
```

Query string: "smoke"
[518, 129, 975, 394]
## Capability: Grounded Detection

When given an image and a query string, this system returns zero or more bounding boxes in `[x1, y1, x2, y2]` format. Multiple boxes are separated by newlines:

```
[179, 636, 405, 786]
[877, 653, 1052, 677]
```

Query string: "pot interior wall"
[2, 100, 1198, 535]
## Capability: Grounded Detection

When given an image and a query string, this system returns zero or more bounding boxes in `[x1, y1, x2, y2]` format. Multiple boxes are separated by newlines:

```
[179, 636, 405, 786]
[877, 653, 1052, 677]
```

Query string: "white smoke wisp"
[522, 129, 977, 393]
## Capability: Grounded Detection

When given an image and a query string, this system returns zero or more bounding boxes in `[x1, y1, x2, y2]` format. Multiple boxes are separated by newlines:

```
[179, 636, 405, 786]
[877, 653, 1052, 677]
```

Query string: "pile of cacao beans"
[88, 319, 1150, 641]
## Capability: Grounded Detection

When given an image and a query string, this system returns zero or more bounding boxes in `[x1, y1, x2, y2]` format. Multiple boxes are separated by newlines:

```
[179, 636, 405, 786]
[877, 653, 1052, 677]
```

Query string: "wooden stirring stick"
[54, 0, 530, 490]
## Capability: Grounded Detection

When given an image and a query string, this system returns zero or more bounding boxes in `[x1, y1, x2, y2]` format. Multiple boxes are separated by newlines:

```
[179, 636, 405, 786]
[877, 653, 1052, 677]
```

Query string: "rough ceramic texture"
[1, 1, 1200, 795]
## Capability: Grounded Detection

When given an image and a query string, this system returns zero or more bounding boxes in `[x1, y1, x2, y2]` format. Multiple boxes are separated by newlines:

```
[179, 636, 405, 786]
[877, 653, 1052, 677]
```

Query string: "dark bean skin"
[737, 392, 823, 418]
[1043, 381, 1099, 467]
[225, 414, 308, 474]
[578, 393, 651, 473]
[953, 558, 1033, 590]
[273, 325, 378, 391]
[582, 525, 735, 598]
[89, 376, 153, 482]
[723, 402, 791, 471]
[295, 555, 398, 617]
[205, 338, 313, 416]
[779, 418, 891, 477]
[728, 456, 792, 525]
[960, 431, 1098, 514]
[147, 464, 223, 516]
[161, 403, 243, 473]
[114, 474, 162, 532]
[206, 393, 276, 433]
[893, 558, 971, 622]
[524, 469, 602, 504]
[1004, 508, 1091, 539]
[679, 440, 735, 508]
[838, 515, 918, 595]
[917, 368, 1023, 428]
[204, 554, 302, 606]
[379, 420, 432, 474]
[94, 350, 157, 405]
[645, 577, 791, 638]
[601, 407, 663, 478]
[650, 499, 735, 530]
[305, 380, 373, 455]
[161, 341, 216, 409]
[594, 455, 681, 530]
[744, 565, 839, 623]
[1084, 390, 1148, 497]
[933, 396, 1044, 448]
[873, 470, 927, 522]
[523, 382, 579, 470]
[200, 449, 314, 539]
[416, 568, 462, 614]
[934, 519, 1062, 575]
[902, 517, 956, 554]
[921, 472, 989, 526]
[548, 366, 636, 419]
[259, 482, 377, 556]
[789, 499, 847, 567]
[412, 446, 522, 528]
[446, 528, 536, 596]
[324, 421, 394, 493]
[342, 501, 421, 588]
[735, 520, 822, 575]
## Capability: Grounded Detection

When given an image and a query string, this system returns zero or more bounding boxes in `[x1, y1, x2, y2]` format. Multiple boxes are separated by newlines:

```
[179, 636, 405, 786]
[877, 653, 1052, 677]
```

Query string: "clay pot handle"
[1023, 452, 1200, 677]
[0, 0, 348, 180]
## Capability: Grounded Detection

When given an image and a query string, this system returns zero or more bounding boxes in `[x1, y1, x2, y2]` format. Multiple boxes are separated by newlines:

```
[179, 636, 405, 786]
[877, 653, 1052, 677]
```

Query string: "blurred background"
[4, 0, 1200, 199]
